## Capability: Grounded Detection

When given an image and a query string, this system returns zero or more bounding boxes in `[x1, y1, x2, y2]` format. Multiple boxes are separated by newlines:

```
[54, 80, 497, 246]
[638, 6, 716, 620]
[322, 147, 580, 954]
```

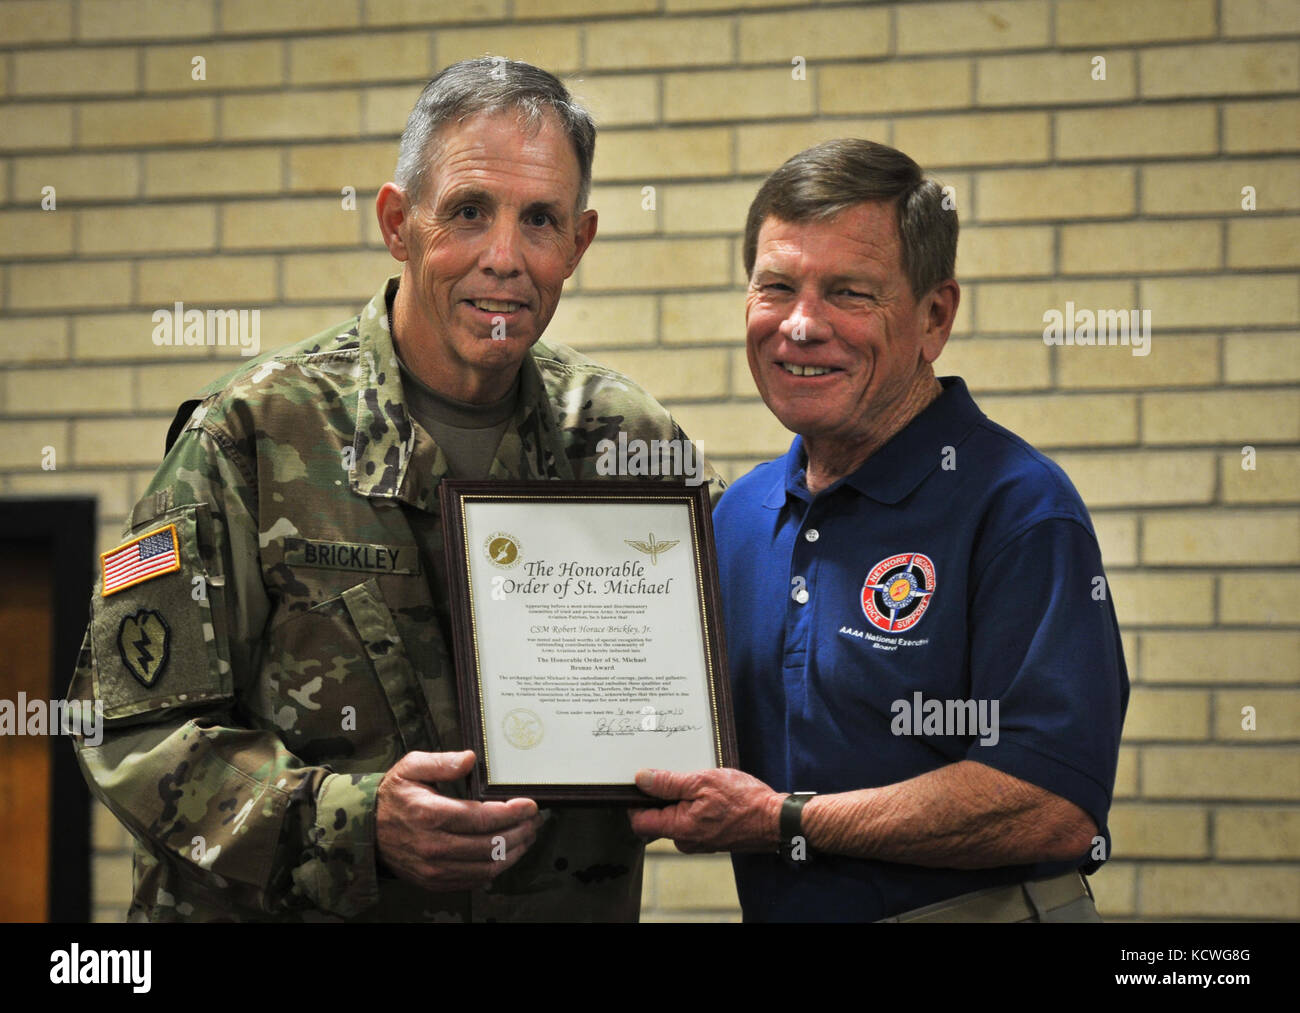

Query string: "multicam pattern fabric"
[67, 276, 724, 922]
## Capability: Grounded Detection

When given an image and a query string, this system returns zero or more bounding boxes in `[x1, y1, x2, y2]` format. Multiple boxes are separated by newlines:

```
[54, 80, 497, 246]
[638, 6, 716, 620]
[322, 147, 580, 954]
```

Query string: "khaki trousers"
[878, 871, 1102, 923]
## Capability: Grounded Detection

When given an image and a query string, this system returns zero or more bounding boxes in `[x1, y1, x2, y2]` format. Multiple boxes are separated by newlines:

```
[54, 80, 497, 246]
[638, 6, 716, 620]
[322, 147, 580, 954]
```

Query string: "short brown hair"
[742, 139, 957, 300]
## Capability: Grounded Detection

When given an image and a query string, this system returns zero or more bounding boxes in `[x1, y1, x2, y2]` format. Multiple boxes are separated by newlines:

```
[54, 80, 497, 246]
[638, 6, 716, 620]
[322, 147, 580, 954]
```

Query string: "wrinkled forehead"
[424, 108, 583, 208]
[752, 203, 904, 278]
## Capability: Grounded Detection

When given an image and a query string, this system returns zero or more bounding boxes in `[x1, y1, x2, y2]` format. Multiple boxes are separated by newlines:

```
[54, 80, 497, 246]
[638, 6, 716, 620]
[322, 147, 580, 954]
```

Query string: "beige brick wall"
[2, 0, 1295, 923]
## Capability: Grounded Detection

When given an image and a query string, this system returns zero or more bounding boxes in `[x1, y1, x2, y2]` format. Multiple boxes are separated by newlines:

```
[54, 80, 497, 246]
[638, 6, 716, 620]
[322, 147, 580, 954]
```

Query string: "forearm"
[799, 760, 1096, 868]
[76, 707, 384, 917]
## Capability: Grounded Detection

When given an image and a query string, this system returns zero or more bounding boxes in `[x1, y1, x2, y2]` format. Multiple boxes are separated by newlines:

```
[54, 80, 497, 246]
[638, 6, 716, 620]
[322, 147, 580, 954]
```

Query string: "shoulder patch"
[101, 524, 181, 596]
[116, 609, 171, 688]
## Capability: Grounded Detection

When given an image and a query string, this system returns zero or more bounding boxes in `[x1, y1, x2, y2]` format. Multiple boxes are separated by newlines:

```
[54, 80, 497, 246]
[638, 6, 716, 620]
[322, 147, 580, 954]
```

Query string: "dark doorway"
[0, 497, 95, 922]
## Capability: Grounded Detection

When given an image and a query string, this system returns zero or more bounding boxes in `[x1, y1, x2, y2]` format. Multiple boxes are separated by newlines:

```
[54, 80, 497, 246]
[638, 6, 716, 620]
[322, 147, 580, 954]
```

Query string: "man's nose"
[779, 301, 832, 343]
[479, 217, 523, 277]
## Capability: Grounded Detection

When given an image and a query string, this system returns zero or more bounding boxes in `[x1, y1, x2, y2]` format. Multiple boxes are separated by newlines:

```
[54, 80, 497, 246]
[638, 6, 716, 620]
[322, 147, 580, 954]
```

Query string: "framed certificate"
[440, 480, 738, 802]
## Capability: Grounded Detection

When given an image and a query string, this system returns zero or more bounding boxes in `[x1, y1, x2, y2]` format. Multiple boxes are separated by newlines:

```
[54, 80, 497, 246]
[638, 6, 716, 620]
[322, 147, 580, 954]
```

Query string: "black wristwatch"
[778, 792, 817, 862]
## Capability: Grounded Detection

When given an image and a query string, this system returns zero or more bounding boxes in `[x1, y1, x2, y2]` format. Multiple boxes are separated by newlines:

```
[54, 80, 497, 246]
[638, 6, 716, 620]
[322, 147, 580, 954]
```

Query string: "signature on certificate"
[591, 716, 703, 738]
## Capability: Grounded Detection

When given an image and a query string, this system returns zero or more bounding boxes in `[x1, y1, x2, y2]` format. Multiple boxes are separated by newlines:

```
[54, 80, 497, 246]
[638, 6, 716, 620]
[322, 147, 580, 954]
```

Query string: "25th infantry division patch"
[117, 610, 171, 688]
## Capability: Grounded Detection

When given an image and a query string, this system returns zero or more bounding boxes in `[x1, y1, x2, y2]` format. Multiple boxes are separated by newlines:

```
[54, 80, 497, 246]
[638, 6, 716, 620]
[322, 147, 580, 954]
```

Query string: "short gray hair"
[396, 57, 597, 211]
[743, 139, 957, 301]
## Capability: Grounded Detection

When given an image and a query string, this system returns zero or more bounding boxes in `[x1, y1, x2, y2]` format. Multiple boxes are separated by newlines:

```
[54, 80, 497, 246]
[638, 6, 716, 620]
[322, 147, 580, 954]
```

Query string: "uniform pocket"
[340, 579, 439, 755]
[256, 577, 436, 771]
[91, 503, 233, 720]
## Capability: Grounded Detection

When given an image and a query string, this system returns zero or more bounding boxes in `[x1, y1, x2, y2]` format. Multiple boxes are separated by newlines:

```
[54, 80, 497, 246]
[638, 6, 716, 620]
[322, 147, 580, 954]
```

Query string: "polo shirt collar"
[762, 376, 984, 508]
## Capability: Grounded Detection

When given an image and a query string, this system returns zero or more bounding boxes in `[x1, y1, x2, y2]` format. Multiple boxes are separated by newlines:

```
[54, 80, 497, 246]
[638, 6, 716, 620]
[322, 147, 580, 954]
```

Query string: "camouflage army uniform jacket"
[68, 276, 723, 922]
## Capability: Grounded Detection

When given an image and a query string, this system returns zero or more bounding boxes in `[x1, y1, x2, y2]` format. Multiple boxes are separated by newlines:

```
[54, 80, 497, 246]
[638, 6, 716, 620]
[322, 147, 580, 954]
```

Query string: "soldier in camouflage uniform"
[67, 59, 723, 921]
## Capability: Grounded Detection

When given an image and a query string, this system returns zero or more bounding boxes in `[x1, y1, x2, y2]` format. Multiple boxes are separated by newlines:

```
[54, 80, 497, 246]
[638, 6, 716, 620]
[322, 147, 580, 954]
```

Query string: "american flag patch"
[101, 524, 181, 597]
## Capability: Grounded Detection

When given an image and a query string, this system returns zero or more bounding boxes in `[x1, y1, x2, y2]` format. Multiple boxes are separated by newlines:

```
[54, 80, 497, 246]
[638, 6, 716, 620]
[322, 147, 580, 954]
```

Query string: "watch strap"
[779, 791, 816, 850]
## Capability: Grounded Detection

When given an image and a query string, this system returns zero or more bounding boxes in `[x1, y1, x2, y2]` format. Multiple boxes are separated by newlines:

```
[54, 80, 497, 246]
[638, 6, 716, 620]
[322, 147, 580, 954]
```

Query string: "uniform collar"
[349, 276, 573, 510]
[764, 377, 984, 508]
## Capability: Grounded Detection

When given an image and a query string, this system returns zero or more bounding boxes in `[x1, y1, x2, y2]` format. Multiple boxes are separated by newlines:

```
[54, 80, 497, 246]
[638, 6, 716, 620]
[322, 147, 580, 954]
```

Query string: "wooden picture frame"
[440, 480, 737, 803]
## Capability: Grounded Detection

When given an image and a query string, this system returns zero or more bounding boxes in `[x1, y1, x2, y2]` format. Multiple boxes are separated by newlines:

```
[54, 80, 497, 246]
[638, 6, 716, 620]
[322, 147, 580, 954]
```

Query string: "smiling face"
[380, 109, 596, 402]
[745, 201, 957, 475]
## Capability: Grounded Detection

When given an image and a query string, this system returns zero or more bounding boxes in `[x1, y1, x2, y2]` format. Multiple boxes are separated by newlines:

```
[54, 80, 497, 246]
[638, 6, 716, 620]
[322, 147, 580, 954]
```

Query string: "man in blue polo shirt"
[630, 139, 1128, 922]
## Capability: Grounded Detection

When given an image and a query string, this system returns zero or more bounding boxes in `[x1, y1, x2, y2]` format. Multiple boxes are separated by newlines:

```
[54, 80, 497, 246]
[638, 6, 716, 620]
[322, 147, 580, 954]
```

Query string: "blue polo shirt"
[718, 377, 1129, 922]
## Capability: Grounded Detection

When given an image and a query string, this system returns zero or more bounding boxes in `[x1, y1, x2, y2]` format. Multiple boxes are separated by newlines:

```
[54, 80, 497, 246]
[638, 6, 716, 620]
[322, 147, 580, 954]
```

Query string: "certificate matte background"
[467, 498, 718, 785]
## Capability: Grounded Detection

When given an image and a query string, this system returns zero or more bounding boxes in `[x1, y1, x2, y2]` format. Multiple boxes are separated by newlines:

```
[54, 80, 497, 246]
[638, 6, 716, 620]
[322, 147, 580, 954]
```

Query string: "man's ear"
[565, 208, 599, 278]
[376, 182, 410, 262]
[920, 279, 960, 364]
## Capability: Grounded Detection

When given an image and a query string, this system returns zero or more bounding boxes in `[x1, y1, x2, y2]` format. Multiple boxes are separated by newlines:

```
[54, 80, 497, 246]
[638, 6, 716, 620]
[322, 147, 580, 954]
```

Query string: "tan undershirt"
[395, 354, 519, 479]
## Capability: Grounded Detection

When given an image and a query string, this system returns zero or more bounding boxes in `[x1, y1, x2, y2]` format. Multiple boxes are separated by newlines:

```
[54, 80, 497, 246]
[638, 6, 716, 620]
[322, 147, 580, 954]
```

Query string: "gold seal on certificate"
[503, 708, 544, 749]
[484, 532, 522, 568]
[440, 480, 738, 802]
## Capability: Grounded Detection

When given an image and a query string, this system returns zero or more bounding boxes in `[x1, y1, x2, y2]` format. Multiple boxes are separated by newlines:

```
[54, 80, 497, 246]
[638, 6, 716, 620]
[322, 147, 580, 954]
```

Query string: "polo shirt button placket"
[792, 516, 819, 605]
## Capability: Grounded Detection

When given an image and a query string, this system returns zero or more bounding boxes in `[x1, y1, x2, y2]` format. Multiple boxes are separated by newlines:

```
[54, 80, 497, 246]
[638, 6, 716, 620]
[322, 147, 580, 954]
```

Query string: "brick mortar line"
[1120, 624, 1300, 632]
[1122, 742, 1300, 751]
[8, 246, 1300, 275]
[1118, 837, 1300, 847]
[9, 140, 1299, 165]
[1131, 630, 1300, 642]
[1127, 741, 1300, 748]
[4, 98, 1289, 128]
[11, 183, 1299, 209]
[5, 30, 1297, 59]
[1119, 688, 1297, 697]
[23, 68, 1300, 105]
